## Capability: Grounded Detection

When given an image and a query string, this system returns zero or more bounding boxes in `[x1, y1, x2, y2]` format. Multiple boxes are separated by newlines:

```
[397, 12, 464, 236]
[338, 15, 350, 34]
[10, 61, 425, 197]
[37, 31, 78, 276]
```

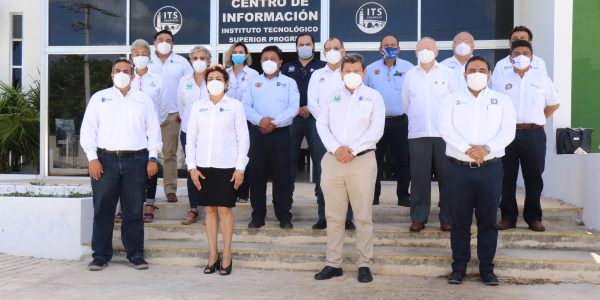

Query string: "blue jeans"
[91, 150, 147, 262]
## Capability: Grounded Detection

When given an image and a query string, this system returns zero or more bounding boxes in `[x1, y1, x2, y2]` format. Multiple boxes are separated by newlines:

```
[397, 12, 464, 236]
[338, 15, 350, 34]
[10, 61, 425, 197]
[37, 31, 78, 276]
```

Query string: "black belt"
[386, 114, 407, 120]
[448, 156, 500, 168]
[97, 148, 148, 157]
[356, 149, 375, 157]
[516, 123, 544, 130]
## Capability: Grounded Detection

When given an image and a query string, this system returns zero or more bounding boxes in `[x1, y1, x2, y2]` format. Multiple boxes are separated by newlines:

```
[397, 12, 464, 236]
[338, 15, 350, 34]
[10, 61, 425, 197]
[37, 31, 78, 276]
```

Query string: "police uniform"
[441, 55, 470, 90]
[80, 86, 162, 263]
[316, 84, 385, 269]
[491, 67, 561, 227]
[365, 58, 414, 205]
[439, 87, 516, 276]
[242, 73, 300, 226]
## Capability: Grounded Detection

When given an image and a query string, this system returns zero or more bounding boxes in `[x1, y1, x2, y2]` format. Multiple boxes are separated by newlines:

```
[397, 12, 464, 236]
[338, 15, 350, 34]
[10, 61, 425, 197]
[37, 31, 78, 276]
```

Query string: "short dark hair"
[154, 29, 174, 42]
[510, 25, 533, 41]
[204, 65, 230, 88]
[510, 39, 533, 54]
[261, 45, 283, 60]
[112, 57, 134, 73]
[380, 35, 399, 47]
[465, 56, 490, 72]
[295, 33, 315, 46]
[341, 53, 366, 71]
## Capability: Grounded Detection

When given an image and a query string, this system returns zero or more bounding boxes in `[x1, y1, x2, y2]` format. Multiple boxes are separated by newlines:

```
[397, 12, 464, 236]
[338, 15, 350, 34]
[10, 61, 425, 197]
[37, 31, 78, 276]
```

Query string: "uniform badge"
[333, 95, 341, 103]
[199, 108, 209, 113]
[456, 100, 460, 105]
[359, 96, 364, 101]
[491, 98, 498, 105]
[288, 66, 295, 72]
[393, 71, 403, 77]
[505, 83, 512, 90]
[255, 82, 262, 88]
[373, 69, 380, 75]
[276, 82, 287, 87]
[186, 82, 193, 89]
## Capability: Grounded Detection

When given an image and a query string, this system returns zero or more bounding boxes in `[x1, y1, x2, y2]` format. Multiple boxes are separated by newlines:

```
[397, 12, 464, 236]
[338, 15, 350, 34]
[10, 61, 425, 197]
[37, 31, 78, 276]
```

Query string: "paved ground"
[0, 254, 598, 300]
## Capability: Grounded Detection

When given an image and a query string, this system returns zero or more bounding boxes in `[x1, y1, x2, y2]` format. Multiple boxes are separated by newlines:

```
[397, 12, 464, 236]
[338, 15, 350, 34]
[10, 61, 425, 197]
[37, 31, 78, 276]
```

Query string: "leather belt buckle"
[469, 161, 481, 169]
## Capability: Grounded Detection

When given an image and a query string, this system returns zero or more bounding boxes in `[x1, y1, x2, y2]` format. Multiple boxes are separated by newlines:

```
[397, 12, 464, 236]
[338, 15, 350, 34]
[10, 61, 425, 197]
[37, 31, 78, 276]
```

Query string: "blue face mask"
[297, 46, 314, 60]
[382, 47, 398, 60]
[231, 53, 246, 65]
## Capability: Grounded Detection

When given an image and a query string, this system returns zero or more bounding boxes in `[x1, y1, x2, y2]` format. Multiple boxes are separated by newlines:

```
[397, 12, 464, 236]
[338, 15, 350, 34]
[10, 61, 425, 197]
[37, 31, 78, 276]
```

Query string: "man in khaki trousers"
[314, 53, 385, 283]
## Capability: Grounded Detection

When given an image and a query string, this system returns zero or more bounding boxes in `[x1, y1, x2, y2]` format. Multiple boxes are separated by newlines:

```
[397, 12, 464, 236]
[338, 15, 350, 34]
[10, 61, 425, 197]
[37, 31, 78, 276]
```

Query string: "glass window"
[12, 15, 22, 39]
[12, 68, 22, 88]
[422, 0, 514, 41]
[330, 0, 418, 43]
[49, 0, 127, 46]
[48, 54, 120, 175]
[130, 0, 211, 45]
[12, 42, 22, 66]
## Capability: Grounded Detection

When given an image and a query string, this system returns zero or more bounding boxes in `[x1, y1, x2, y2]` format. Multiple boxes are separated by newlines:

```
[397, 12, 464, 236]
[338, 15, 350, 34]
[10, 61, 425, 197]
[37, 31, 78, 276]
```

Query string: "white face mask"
[466, 72, 488, 91]
[417, 49, 436, 64]
[455, 42, 472, 56]
[262, 60, 278, 75]
[343, 72, 363, 90]
[206, 80, 225, 96]
[113, 72, 131, 89]
[512, 55, 531, 70]
[156, 41, 172, 55]
[132, 56, 149, 69]
[325, 50, 342, 65]
[192, 60, 207, 73]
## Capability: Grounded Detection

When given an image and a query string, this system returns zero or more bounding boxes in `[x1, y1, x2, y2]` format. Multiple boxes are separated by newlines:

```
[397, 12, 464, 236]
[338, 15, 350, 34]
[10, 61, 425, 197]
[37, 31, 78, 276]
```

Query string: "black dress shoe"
[88, 258, 108, 271]
[480, 272, 499, 286]
[128, 258, 149, 270]
[373, 198, 379, 205]
[357, 267, 373, 283]
[248, 220, 265, 228]
[345, 220, 356, 230]
[280, 221, 293, 229]
[447, 271, 465, 284]
[314, 266, 343, 280]
[312, 220, 327, 229]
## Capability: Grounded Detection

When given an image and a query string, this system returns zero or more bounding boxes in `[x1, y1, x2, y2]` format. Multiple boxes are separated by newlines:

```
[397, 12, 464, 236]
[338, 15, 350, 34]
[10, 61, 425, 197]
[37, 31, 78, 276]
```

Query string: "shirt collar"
[417, 61, 440, 72]
[380, 58, 397, 68]
[261, 72, 280, 81]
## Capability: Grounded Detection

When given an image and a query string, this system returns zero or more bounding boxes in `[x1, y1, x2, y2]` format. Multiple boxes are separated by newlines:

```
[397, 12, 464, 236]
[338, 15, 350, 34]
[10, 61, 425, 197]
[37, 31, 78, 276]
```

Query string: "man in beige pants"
[314, 53, 385, 283]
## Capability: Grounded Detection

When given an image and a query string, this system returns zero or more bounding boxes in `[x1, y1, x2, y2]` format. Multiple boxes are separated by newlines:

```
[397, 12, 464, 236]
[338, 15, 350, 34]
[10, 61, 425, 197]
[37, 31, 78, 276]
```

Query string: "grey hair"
[341, 53, 366, 71]
[324, 37, 344, 49]
[130, 39, 151, 54]
[189, 46, 211, 60]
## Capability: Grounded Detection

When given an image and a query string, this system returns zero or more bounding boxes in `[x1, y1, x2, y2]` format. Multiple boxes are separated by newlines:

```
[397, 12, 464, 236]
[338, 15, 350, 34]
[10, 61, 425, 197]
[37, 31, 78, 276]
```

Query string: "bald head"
[453, 32, 474, 44]
[452, 31, 475, 58]
[416, 37, 437, 52]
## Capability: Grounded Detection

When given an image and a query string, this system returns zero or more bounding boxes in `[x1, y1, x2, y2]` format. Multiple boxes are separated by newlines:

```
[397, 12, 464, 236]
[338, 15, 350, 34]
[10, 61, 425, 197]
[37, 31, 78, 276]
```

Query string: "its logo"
[154, 6, 183, 35]
[332, 95, 342, 103]
[356, 2, 387, 34]
[505, 83, 512, 91]
[186, 82, 193, 89]
[199, 108, 209, 113]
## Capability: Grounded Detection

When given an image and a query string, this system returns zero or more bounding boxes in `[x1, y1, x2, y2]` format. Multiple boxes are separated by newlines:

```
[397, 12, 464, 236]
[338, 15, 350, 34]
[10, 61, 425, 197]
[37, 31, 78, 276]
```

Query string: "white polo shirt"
[439, 88, 517, 162]
[441, 55, 470, 90]
[307, 64, 343, 119]
[131, 71, 167, 124]
[80, 87, 163, 161]
[403, 62, 459, 139]
[316, 84, 386, 156]
[226, 65, 259, 101]
[148, 51, 193, 115]
[490, 68, 561, 125]
[185, 95, 250, 171]
[492, 54, 547, 78]
[177, 74, 208, 133]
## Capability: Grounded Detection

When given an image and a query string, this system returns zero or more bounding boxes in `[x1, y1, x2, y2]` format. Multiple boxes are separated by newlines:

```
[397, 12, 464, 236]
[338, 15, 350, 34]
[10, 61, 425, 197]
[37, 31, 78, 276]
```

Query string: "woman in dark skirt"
[185, 65, 250, 276]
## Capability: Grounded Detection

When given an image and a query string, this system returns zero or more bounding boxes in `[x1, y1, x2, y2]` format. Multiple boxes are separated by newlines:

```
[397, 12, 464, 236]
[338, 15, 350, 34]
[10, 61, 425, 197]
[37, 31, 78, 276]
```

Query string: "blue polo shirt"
[365, 58, 414, 116]
[282, 59, 327, 107]
[242, 73, 300, 127]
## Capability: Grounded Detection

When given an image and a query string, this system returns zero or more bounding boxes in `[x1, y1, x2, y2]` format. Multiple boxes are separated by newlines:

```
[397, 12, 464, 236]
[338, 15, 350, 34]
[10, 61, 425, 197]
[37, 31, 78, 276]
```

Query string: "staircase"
[113, 183, 600, 283]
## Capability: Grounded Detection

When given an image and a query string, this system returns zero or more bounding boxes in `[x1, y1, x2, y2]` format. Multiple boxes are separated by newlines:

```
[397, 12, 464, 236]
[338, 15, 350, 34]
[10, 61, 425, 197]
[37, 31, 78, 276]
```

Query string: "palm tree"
[0, 81, 40, 173]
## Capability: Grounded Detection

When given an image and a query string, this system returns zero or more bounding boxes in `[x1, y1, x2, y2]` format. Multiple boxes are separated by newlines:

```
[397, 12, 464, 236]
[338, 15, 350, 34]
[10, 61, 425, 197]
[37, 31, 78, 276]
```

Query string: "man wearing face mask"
[365, 35, 414, 207]
[441, 32, 475, 89]
[281, 33, 327, 200]
[148, 30, 194, 203]
[491, 40, 560, 232]
[243, 45, 300, 229]
[80, 57, 162, 271]
[492, 26, 547, 79]
[440, 56, 516, 286]
[314, 53, 385, 283]
[403, 37, 459, 233]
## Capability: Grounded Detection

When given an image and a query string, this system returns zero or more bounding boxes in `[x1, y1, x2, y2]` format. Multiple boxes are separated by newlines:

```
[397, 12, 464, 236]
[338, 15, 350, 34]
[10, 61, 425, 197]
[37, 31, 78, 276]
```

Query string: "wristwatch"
[483, 145, 491, 153]
[148, 157, 158, 162]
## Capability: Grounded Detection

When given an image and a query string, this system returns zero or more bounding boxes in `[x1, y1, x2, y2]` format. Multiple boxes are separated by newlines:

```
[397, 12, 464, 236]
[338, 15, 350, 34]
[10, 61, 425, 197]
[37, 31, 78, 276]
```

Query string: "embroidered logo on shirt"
[101, 97, 112, 102]
[393, 71, 403, 77]
[219, 107, 231, 112]
[186, 82, 193, 89]
[255, 82, 262, 88]
[319, 77, 325, 83]
[530, 83, 541, 89]
[491, 98, 498, 105]
[276, 82, 287, 87]
[332, 95, 342, 103]
[373, 69, 380, 75]
[359, 96, 364, 101]
[199, 108, 209, 112]
[288, 66, 295, 72]
[505, 83, 512, 90]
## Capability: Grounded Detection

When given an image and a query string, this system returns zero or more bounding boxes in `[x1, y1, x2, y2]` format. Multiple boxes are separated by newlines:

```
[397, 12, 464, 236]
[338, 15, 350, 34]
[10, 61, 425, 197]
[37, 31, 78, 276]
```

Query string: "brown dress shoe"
[166, 193, 178, 203]
[440, 222, 452, 232]
[496, 219, 516, 230]
[528, 220, 546, 232]
[409, 223, 425, 232]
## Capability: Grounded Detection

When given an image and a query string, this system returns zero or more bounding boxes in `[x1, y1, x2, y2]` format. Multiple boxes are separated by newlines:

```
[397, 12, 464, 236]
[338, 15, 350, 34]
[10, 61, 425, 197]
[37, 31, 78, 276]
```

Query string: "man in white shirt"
[440, 56, 516, 286]
[306, 37, 354, 230]
[441, 31, 475, 89]
[491, 40, 560, 232]
[403, 37, 459, 233]
[148, 29, 194, 203]
[492, 26, 547, 79]
[314, 53, 385, 283]
[80, 58, 162, 271]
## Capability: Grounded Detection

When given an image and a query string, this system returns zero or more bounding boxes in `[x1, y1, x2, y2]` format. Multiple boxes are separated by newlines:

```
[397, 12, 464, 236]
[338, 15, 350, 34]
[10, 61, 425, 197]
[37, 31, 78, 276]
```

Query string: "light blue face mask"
[232, 53, 246, 65]
[297, 46, 314, 60]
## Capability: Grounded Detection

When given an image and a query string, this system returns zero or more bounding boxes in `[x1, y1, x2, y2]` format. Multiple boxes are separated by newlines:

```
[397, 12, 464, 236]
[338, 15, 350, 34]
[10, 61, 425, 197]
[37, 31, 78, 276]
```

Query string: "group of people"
[80, 25, 560, 286]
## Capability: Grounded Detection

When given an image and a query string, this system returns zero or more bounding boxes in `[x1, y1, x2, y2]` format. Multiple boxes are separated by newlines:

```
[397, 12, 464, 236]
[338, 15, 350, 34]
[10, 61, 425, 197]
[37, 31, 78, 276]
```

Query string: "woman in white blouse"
[186, 65, 250, 276]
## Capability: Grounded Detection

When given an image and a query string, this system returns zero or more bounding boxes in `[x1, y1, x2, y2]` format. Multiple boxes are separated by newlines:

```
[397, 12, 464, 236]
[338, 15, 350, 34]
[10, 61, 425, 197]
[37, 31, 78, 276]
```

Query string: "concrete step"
[114, 221, 600, 251]
[111, 240, 600, 284]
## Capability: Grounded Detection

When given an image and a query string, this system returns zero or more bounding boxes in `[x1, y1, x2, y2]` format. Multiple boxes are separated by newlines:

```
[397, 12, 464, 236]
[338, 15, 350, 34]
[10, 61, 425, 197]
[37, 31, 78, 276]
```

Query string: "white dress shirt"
[403, 62, 459, 139]
[492, 54, 547, 79]
[441, 55, 469, 90]
[490, 68, 561, 125]
[185, 95, 250, 171]
[307, 64, 343, 119]
[439, 88, 517, 162]
[80, 87, 163, 161]
[148, 51, 194, 114]
[316, 84, 386, 156]
[226, 65, 259, 101]
[242, 73, 300, 127]
[131, 71, 168, 124]
[177, 74, 208, 133]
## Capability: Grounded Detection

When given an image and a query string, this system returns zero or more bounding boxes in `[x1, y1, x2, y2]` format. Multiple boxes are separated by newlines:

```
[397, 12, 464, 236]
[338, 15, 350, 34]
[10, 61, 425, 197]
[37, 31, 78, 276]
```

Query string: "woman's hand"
[189, 168, 206, 191]
[230, 170, 244, 190]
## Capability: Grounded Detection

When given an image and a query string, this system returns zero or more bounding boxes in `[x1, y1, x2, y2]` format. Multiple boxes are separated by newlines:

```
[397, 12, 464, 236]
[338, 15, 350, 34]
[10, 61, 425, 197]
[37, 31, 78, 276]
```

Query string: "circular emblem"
[154, 6, 183, 35]
[255, 82, 262, 88]
[373, 69, 380, 75]
[356, 2, 387, 34]
[505, 83, 513, 90]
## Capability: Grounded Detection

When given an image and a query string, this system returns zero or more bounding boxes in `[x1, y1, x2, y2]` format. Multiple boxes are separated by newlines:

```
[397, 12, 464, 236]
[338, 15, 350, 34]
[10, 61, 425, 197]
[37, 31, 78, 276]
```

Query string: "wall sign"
[154, 6, 183, 35]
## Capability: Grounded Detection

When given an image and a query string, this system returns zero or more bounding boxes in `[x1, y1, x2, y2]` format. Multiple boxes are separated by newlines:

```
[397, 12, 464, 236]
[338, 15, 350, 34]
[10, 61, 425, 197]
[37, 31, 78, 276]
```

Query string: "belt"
[386, 114, 407, 120]
[356, 149, 375, 157]
[516, 123, 544, 130]
[97, 148, 148, 157]
[448, 156, 500, 168]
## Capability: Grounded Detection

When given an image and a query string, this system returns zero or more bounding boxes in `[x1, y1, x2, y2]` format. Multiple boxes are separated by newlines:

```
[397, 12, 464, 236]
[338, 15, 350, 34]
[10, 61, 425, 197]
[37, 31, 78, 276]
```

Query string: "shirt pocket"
[525, 85, 546, 113]
[432, 80, 450, 97]
[486, 104, 503, 127]
[357, 101, 373, 121]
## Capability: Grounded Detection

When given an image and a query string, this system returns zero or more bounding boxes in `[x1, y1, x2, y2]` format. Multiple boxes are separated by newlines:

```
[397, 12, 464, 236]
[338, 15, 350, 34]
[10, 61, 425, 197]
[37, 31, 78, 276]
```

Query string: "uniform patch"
[491, 98, 498, 105]
[505, 83, 512, 90]
[101, 97, 112, 103]
[276, 82, 287, 87]
[373, 69, 380, 75]
[186, 82, 193, 89]
[219, 107, 231, 112]
[332, 95, 342, 102]
[255, 82, 262, 88]
[319, 77, 325, 83]
[393, 71, 403, 76]
[288, 66, 295, 72]
[199, 108, 209, 112]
